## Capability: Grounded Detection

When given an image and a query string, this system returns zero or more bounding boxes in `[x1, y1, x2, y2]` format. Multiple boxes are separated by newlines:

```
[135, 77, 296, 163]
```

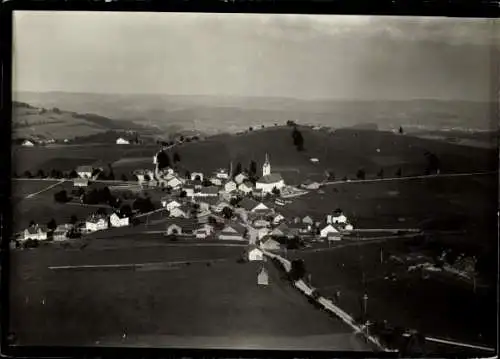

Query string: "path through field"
[24, 180, 66, 199]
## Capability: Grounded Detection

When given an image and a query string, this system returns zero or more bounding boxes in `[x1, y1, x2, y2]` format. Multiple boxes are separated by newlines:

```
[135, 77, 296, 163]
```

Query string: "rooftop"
[257, 173, 283, 184]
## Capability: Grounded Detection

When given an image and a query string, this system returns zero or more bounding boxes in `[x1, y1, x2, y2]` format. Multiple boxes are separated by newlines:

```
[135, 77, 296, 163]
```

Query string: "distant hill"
[14, 92, 493, 135]
[11, 101, 158, 141]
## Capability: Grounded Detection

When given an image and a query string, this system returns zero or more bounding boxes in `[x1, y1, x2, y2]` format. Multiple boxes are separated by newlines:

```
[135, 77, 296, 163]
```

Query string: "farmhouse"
[197, 197, 218, 211]
[191, 172, 204, 182]
[214, 168, 229, 180]
[110, 212, 129, 227]
[165, 218, 197, 235]
[23, 224, 48, 241]
[182, 185, 195, 197]
[302, 216, 314, 225]
[224, 180, 238, 193]
[253, 218, 271, 228]
[270, 223, 289, 238]
[257, 227, 270, 240]
[218, 223, 246, 241]
[73, 178, 89, 187]
[161, 198, 181, 211]
[234, 173, 248, 185]
[248, 246, 264, 261]
[85, 214, 109, 232]
[239, 198, 259, 212]
[166, 176, 183, 189]
[260, 237, 281, 251]
[53, 224, 74, 241]
[116, 137, 130, 145]
[210, 177, 223, 186]
[238, 181, 254, 194]
[213, 200, 231, 214]
[76, 166, 93, 179]
[255, 154, 285, 194]
[328, 210, 348, 224]
[22, 139, 35, 147]
[272, 213, 286, 225]
[257, 266, 269, 286]
[320, 224, 340, 238]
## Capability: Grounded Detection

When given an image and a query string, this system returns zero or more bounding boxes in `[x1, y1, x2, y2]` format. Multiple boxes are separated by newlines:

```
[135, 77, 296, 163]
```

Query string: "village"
[14, 140, 355, 258]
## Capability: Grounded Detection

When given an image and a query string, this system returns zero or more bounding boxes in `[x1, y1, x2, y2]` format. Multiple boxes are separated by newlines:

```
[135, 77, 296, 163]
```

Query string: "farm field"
[9, 245, 371, 350]
[286, 239, 497, 349]
[11, 179, 103, 232]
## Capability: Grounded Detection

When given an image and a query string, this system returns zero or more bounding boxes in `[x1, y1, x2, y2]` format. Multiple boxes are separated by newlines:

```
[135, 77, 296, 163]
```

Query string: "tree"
[396, 168, 402, 177]
[37, 169, 45, 178]
[121, 174, 128, 181]
[144, 174, 151, 182]
[377, 168, 384, 179]
[179, 190, 187, 198]
[54, 190, 69, 203]
[50, 169, 58, 178]
[399, 126, 404, 135]
[233, 162, 242, 177]
[96, 207, 107, 216]
[173, 152, 181, 163]
[222, 206, 233, 220]
[70, 215, 78, 225]
[290, 259, 306, 281]
[356, 169, 366, 180]
[47, 218, 57, 232]
[286, 120, 296, 127]
[185, 170, 191, 180]
[292, 126, 304, 151]
[249, 127, 253, 131]
[202, 178, 212, 187]
[69, 170, 78, 179]
[156, 151, 171, 170]
[272, 187, 281, 196]
[24, 170, 32, 178]
[424, 152, 440, 175]
[120, 204, 132, 218]
[249, 160, 257, 178]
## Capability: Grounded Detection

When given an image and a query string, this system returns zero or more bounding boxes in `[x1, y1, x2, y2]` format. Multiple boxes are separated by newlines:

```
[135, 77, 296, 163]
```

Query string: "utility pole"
[362, 293, 368, 323]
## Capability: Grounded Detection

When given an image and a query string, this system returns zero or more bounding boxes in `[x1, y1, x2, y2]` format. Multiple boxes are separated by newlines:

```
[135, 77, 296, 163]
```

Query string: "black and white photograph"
[7, 10, 499, 355]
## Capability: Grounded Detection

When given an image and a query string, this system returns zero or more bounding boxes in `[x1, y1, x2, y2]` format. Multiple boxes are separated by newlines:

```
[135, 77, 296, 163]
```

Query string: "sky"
[12, 12, 499, 101]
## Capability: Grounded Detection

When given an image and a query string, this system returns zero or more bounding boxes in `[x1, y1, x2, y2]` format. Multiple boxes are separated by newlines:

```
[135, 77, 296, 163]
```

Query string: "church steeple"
[262, 153, 271, 176]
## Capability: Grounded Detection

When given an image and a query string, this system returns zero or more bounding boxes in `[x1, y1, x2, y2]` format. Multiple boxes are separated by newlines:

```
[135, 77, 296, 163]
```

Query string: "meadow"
[9, 245, 368, 350]
[286, 239, 497, 348]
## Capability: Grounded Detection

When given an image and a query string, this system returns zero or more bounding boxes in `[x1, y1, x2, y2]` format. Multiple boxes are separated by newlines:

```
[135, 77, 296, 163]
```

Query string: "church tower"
[262, 153, 271, 177]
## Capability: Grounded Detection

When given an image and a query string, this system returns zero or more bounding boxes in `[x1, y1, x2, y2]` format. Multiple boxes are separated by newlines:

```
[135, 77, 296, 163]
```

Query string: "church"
[256, 154, 285, 194]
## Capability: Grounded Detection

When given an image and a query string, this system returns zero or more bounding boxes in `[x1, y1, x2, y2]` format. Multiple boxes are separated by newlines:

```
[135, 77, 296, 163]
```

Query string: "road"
[23, 179, 66, 199]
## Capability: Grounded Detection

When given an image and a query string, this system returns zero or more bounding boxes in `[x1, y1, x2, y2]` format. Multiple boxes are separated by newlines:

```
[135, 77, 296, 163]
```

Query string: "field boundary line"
[24, 179, 66, 199]
[401, 333, 496, 352]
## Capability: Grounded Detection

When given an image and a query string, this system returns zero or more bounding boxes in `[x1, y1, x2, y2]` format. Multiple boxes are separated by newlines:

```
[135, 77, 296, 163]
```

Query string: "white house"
[310, 158, 320, 163]
[195, 186, 219, 198]
[22, 140, 35, 147]
[215, 169, 229, 180]
[328, 213, 348, 224]
[116, 137, 130, 145]
[110, 213, 129, 227]
[169, 206, 190, 218]
[191, 172, 204, 182]
[23, 225, 47, 241]
[248, 247, 264, 261]
[255, 154, 285, 194]
[218, 223, 246, 241]
[195, 223, 214, 239]
[257, 227, 270, 241]
[224, 181, 238, 193]
[73, 178, 89, 187]
[76, 166, 93, 179]
[166, 176, 183, 189]
[260, 237, 281, 251]
[53, 224, 74, 241]
[273, 213, 286, 225]
[165, 218, 197, 236]
[210, 177, 223, 186]
[345, 223, 354, 231]
[213, 200, 231, 214]
[162, 199, 181, 211]
[253, 219, 271, 228]
[234, 173, 248, 185]
[182, 185, 195, 197]
[252, 202, 270, 213]
[238, 181, 254, 194]
[320, 224, 340, 238]
[85, 215, 109, 232]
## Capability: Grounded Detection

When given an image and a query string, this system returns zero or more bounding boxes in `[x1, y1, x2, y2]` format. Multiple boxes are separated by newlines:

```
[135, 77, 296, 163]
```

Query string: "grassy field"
[286, 240, 497, 348]
[9, 245, 370, 350]
[11, 180, 102, 232]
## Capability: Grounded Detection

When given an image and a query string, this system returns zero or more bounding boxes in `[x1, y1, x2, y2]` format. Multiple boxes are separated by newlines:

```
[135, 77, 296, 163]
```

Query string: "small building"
[213, 200, 231, 214]
[260, 237, 281, 251]
[169, 206, 190, 218]
[165, 218, 197, 236]
[183, 185, 195, 198]
[239, 198, 260, 212]
[320, 224, 340, 238]
[110, 212, 129, 227]
[23, 224, 47, 241]
[195, 224, 214, 239]
[310, 158, 320, 163]
[214, 169, 229, 180]
[73, 178, 89, 187]
[162, 198, 181, 211]
[253, 219, 271, 228]
[270, 223, 288, 238]
[238, 181, 254, 194]
[76, 165, 93, 179]
[116, 137, 130, 145]
[191, 172, 204, 182]
[22, 140, 35, 147]
[85, 215, 109, 232]
[302, 216, 314, 225]
[252, 202, 270, 213]
[196, 186, 219, 198]
[257, 227, 270, 241]
[218, 223, 246, 241]
[166, 176, 183, 190]
[272, 213, 286, 225]
[224, 180, 238, 193]
[327, 232, 342, 241]
[53, 224, 74, 241]
[210, 177, 223, 186]
[248, 246, 264, 261]
[234, 173, 248, 185]
[257, 267, 269, 286]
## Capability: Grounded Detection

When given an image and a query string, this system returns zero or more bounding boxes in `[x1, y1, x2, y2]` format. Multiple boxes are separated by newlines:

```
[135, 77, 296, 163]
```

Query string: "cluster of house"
[21, 138, 57, 147]
[19, 210, 131, 243]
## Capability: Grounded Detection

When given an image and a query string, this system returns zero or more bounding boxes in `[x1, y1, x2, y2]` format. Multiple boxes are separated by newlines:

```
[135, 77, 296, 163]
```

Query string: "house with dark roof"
[217, 222, 247, 241]
[260, 237, 281, 251]
[195, 186, 219, 198]
[239, 198, 260, 212]
[53, 224, 74, 241]
[164, 218, 198, 236]
[197, 197, 219, 212]
[238, 180, 254, 194]
[169, 205, 191, 218]
[23, 224, 48, 241]
[76, 166, 93, 179]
